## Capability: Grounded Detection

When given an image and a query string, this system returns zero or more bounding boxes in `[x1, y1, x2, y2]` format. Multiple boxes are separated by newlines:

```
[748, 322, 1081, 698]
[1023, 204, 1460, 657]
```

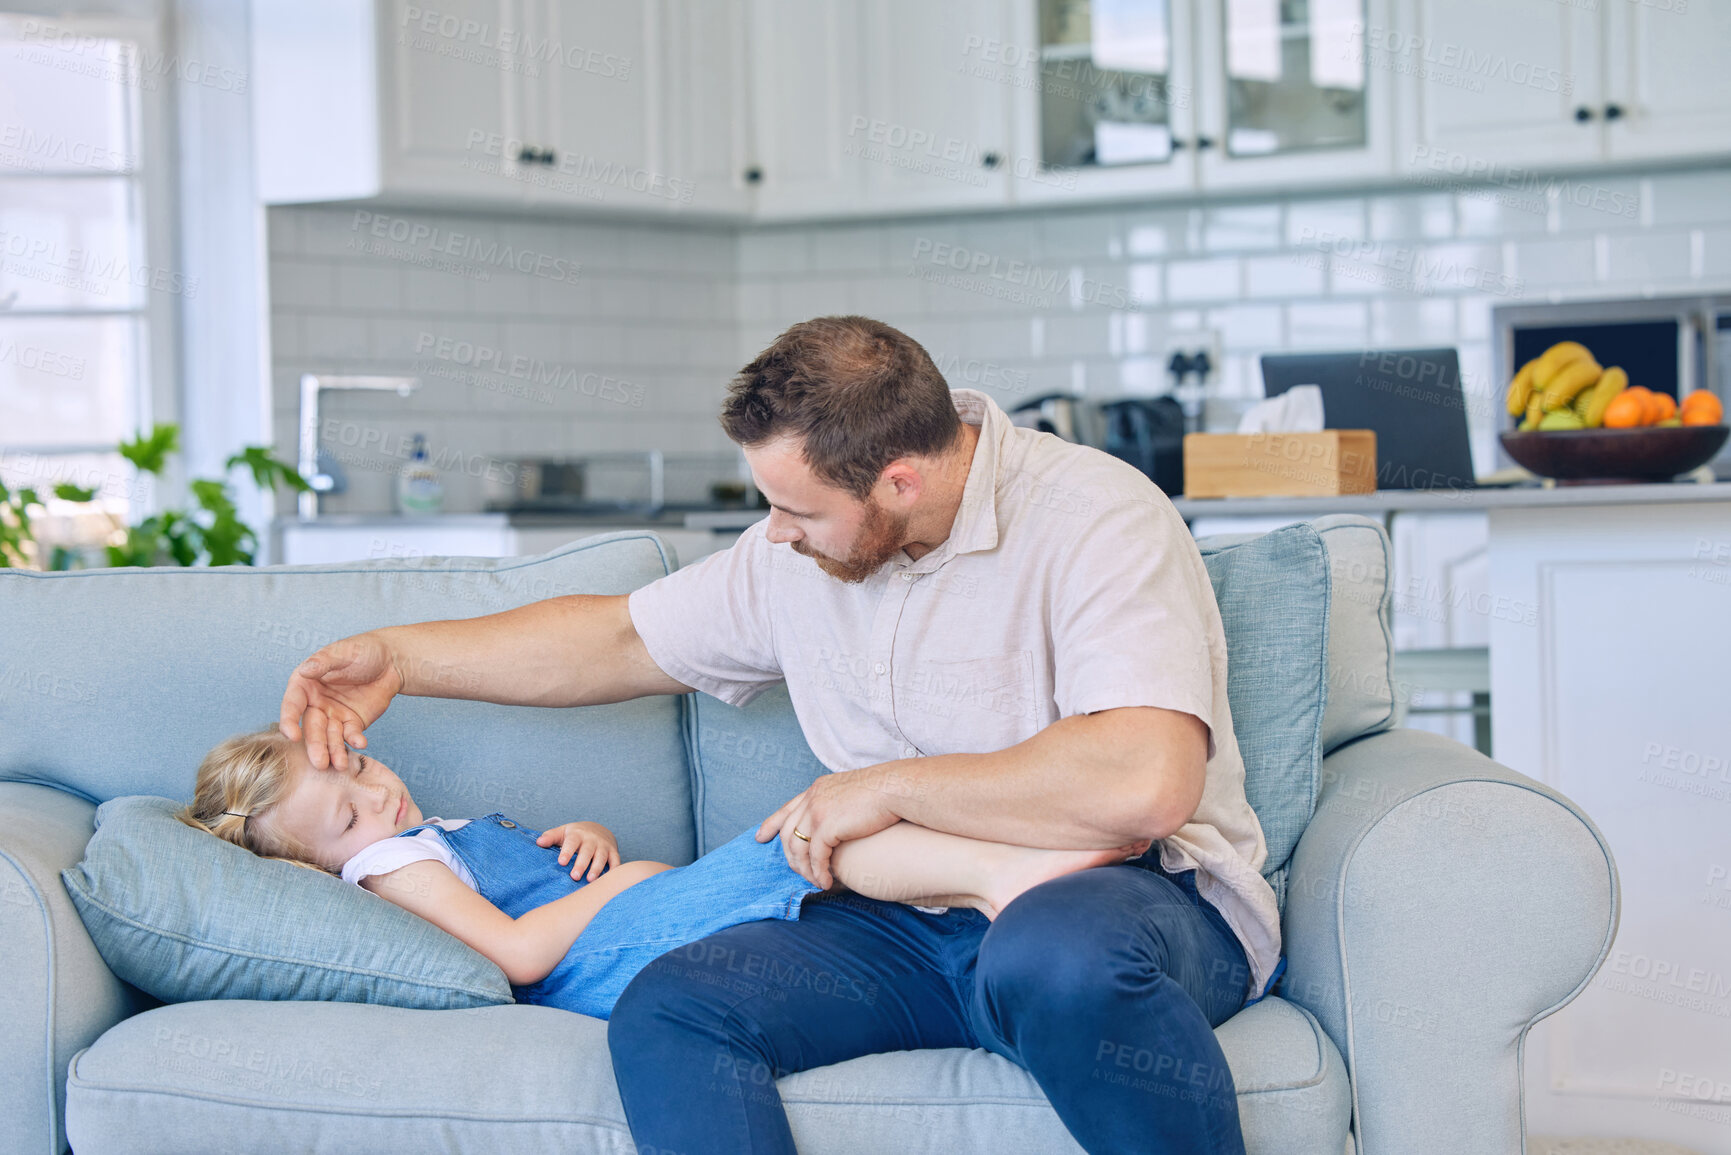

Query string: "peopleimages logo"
[346, 211, 582, 283]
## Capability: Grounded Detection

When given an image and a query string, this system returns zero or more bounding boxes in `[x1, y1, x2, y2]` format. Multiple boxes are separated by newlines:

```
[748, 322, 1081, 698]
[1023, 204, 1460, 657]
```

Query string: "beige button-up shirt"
[627, 389, 1281, 999]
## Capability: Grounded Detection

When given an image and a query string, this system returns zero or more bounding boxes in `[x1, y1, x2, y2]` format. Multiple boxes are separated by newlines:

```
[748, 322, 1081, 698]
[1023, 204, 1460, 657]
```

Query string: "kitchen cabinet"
[1004, 0, 1393, 208]
[253, 0, 748, 217]
[1495, 499, 1731, 1153]
[275, 515, 730, 568]
[1602, 0, 1731, 164]
[747, 0, 1013, 220]
[1398, 0, 1731, 178]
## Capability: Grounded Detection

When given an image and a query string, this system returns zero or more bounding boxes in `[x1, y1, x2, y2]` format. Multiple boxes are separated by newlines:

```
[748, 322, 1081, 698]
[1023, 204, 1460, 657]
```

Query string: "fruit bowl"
[1499, 425, 1728, 483]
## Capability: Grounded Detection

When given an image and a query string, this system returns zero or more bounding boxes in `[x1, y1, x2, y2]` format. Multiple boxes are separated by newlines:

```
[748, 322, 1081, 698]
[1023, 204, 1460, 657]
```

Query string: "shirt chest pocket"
[891, 650, 1040, 754]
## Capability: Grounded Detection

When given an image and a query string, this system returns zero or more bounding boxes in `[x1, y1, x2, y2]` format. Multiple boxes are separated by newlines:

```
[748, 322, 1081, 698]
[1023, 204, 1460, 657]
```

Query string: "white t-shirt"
[341, 818, 478, 891]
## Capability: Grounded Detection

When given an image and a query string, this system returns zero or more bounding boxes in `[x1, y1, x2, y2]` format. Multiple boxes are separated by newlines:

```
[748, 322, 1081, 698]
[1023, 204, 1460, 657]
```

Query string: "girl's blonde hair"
[175, 726, 336, 875]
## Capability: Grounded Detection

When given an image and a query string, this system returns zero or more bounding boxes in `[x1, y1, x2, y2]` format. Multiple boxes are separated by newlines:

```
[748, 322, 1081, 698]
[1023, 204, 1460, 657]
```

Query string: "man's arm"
[280, 594, 693, 770]
[760, 705, 1207, 888]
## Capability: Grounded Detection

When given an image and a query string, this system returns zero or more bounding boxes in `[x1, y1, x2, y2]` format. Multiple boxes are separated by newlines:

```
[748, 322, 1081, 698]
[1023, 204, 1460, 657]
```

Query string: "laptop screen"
[1259, 348, 1478, 492]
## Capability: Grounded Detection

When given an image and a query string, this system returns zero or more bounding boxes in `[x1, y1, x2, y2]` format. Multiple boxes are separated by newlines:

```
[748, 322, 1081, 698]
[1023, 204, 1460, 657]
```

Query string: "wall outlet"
[1161, 328, 1224, 389]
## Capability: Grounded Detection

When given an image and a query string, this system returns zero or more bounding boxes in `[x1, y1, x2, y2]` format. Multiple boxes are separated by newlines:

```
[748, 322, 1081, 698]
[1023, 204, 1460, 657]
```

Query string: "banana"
[1533, 341, 1593, 387]
[1506, 358, 1540, 417]
[1541, 358, 1603, 411]
[1519, 393, 1545, 431]
[1539, 409, 1584, 431]
[1579, 366, 1627, 429]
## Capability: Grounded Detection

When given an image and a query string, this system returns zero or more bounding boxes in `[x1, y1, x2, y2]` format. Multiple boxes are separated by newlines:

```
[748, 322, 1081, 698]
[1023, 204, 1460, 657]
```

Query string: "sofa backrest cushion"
[0, 532, 696, 868]
[62, 795, 513, 1008]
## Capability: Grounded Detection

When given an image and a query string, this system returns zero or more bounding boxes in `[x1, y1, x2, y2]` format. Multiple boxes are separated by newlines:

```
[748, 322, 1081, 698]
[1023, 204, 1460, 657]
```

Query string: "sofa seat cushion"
[65, 996, 1349, 1155]
[0, 532, 696, 869]
[62, 796, 512, 1009]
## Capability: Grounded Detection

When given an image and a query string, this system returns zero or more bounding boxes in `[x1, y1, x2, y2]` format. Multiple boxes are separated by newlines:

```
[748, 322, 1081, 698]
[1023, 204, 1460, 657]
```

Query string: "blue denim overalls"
[393, 815, 825, 1019]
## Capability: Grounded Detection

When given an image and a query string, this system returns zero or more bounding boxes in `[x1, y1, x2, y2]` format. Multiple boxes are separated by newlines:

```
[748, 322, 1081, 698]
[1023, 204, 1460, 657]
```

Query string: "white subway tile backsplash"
[1285, 198, 1366, 247]
[810, 225, 887, 272]
[1042, 313, 1113, 358]
[1124, 207, 1197, 257]
[1700, 228, 1731, 281]
[1167, 257, 1241, 301]
[1285, 302, 1368, 349]
[1203, 304, 1283, 350]
[738, 229, 809, 275]
[1603, 231, 1693, 285]
[1453, 190, 1549, 239]
[1039, 212, 1122, 261]
[271, 161, 1731, 504]
[1369, 194, 1453, 242]
[269, 260, 334, 310]
[1510, 237, 1596, 287]
[1647, 169, 1731, 227]
[402, 268, 470, 313]
[1244, 254, 1325, 298]
[334, 263, 404, 312]
[1202, 205, 1282, 251]
[1370, 298, 1456, 347]
[1555, 174, 1644, 232]
[301, 313, 371, 360]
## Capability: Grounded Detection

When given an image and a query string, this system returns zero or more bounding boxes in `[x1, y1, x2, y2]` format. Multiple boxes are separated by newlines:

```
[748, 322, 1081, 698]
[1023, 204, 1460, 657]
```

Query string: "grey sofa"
[0, 517, 1617, 1154]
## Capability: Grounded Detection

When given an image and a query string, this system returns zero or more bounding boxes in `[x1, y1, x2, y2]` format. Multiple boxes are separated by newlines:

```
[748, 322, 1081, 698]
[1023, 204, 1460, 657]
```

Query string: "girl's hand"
[536, 821, 620, 882]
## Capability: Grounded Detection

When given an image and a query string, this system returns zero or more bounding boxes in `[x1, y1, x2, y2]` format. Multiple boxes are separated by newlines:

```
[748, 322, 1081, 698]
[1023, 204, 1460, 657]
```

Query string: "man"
[280, 316, 1281, 1155]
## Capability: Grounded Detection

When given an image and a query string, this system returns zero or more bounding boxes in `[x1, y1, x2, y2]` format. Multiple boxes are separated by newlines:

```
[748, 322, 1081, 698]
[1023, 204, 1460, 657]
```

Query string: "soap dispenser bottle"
[396, 434, 444, 515]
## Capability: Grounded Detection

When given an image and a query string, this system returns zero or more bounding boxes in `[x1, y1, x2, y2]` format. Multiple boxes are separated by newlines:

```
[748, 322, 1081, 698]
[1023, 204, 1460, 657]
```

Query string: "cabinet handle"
[1574, 106, 1596, 122]
[743, 166, 763, 184]
[1195, 136, 1216, 150]
[516, 146, 557, 166]
[1603, 103, 1624, 121]
[981, 151, 1002, 170]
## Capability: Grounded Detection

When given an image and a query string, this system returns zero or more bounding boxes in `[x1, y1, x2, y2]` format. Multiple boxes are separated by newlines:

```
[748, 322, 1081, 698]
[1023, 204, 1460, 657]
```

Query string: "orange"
[1649, 392, 1677, 423]
[1602, 390, 1645, 429]
[1681, 391, 1724, 426]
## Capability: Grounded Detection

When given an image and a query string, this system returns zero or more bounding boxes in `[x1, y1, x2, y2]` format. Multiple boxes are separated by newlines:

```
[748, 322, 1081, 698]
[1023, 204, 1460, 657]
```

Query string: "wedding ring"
[792, 828, 811, 842]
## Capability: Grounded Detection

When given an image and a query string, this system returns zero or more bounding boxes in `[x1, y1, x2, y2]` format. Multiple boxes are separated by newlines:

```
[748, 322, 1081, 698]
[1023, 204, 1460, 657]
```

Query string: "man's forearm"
[874, 708, 1206, 850]
[378, 594, 690, 707]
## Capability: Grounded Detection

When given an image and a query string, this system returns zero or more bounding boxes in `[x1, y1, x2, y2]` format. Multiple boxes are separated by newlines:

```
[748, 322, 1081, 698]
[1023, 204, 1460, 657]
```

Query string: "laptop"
[1258, 348, 1478, 492]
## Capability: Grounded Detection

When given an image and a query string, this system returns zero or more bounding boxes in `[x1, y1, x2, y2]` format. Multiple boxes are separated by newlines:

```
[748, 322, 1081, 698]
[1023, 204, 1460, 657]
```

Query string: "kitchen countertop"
[684, 479, 1731, 530]
[276, 507, 759, 531]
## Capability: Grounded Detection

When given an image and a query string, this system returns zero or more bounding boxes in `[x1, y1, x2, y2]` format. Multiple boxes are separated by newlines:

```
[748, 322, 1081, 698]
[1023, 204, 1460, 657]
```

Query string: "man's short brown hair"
[721, 316, 960, 500]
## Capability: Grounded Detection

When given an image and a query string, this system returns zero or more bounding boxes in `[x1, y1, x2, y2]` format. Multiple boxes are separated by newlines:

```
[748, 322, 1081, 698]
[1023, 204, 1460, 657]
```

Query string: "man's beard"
[791, 497, 910, 583]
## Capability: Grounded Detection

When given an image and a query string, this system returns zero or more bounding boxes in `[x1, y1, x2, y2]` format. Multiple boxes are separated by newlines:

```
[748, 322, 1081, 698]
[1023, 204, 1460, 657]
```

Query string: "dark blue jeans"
[607, 854, 1252, 1155]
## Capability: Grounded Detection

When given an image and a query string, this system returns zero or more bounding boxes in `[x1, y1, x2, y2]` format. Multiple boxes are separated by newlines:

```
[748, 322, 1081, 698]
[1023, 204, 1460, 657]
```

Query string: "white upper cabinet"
[660, 0, 755, 215]
[518, 0, 665, 213]
[379, 0, 526, 203]
[1602, 0, 1731, 163]
[1397, 0, 1603, 171]
[1193, 0, 1395, 190]
[1005, 0, 1201, 204]
[853, 0, 1014, 212]
[745, 0, 866, 219]
[255, 0, 748, 217]
[255, 0, 1731, 222]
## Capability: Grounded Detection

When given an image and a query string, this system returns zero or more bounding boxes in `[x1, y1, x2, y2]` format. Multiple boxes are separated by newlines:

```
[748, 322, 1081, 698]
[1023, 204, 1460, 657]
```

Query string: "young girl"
[179, 727, 1151, 1020]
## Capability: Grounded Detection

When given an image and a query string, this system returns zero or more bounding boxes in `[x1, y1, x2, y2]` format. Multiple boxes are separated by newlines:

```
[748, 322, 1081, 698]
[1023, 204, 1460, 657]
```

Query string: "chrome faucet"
[296, 374, 420, 519]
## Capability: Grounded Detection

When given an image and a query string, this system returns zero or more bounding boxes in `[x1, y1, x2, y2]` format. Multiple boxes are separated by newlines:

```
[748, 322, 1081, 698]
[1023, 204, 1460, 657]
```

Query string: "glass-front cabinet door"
[1195, 0, 1394, 188]
[1008, 0, 1200, 203]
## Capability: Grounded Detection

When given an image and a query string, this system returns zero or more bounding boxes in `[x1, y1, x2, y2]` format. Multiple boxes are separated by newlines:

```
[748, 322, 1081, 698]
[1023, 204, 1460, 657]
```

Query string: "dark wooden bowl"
[1500, 425, 1728, 483]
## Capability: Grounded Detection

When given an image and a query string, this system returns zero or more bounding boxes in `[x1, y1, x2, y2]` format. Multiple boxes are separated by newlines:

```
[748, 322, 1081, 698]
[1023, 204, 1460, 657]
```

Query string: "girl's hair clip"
[223, 810, 250, 820]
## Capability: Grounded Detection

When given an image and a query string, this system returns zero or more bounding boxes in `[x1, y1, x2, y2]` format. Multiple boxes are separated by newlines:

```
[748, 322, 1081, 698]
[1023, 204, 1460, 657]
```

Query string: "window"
[0, 12, 176, 559]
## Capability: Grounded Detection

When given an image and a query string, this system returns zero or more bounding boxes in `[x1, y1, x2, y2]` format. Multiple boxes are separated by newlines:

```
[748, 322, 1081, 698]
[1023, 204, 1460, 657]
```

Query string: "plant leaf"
[53, 482, 97, 502]
[118, 423, 180, 476]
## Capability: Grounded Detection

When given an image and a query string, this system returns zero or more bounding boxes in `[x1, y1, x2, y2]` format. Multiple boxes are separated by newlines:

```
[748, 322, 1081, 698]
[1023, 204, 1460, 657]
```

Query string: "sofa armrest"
[0, 782, 155, 1155]
[1280, 729, 1617, 1155]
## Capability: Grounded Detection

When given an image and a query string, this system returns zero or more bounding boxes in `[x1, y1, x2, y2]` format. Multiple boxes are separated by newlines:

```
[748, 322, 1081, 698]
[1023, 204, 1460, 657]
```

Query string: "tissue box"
[1183, 431, 1377, 498]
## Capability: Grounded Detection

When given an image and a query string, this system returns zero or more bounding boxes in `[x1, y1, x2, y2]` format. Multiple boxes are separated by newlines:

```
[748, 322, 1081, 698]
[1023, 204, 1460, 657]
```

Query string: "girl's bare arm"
[360, 858, 674, 985]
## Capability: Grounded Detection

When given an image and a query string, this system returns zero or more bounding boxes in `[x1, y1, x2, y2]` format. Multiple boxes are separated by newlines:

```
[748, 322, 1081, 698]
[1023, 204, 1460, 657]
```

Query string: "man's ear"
[880, 459, 923, 506]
